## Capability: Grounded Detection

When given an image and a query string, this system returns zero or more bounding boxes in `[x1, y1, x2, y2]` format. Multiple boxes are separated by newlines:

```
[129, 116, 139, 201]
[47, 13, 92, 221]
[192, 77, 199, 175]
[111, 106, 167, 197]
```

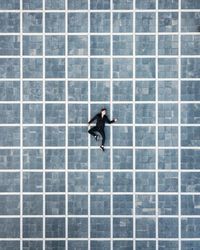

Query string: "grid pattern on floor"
[0, 0, 200, 249]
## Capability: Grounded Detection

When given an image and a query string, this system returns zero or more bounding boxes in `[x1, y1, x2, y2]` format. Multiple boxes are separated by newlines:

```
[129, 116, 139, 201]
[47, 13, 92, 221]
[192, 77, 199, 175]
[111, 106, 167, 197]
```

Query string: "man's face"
[102, 110, 106, 116]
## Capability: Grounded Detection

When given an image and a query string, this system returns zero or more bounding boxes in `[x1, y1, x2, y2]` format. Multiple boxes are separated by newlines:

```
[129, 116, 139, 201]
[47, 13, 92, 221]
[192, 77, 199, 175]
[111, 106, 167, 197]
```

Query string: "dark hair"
[101, 108, 107, 112]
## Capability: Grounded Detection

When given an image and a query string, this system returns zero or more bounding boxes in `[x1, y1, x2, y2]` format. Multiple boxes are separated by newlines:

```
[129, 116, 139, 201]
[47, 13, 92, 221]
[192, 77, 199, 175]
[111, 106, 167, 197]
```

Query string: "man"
[88, 108, 117, 151]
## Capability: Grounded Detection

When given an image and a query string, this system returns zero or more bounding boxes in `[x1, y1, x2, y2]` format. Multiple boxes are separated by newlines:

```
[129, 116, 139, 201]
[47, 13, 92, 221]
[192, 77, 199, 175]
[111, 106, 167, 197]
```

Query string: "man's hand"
[114, 118, 117, 122]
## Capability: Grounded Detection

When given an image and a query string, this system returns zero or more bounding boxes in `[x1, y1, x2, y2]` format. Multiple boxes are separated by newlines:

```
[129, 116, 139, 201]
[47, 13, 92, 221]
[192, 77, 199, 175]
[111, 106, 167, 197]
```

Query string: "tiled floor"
[0, 0, 200, 249]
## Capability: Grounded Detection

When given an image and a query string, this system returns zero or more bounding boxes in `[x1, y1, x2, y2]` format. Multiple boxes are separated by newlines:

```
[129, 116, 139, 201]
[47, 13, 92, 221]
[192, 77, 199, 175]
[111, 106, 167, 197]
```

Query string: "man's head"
[101, 108, 107, 116]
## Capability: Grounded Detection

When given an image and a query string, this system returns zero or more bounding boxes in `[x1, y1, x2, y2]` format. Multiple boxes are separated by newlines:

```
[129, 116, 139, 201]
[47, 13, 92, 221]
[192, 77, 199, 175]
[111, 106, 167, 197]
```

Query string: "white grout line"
[42, 0, 45, 248]
[65, 0, 68, 248]
[19, 0, 23, 248]
[88, 1, 91, 248]
[133, 0, 136, 248]
[110, 1, 113, 248]
[178, 1, 182, 249]
[155, 0, 158, 248]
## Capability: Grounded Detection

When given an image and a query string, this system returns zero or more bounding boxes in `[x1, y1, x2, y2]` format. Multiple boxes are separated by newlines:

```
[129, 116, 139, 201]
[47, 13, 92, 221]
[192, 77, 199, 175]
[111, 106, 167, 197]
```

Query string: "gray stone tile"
[45, 149, 65, 169]
[68, 35, 88, 55]
[68, 0, 88, 10]
[23, 58, 43, 78]
[91, 195, 110, 215]
[135, 195, 156, 215]
[23, 126, 43, 146]
[113, 195, 133, 215]
[23, 35, 43, 56]
[158, 149, 178, 169]
[23, 0, 42, 10]
[45, 35, 65, 55]
[68, 172, 88, 192]
[136, 12, 155, 32]
[23, 195, 43, 215]
[0, 81, 20, 101]
[136, 149, 155, 169]
[91, 172, 110, 192]
[113, 12, 133, 32]
[23, 172, 43, 192]
[45, 104, 65, 124]
[136, 0, 155, 9]
[135, 126, 155, 146]
[68, 195, 88, 215]
[91, 218, 110, 238]
[23, 149, 43, 169]
[158, 241, 179, 250]
[158, 104, 178, 124]
[158, 58, 178, 78]
[158, 195, 179, 215]
[45, 241, 65, 250]
[91, 58, 110, 78]
[158, 81, 178, 101]
[0, 58, 20, 78]
[135, 81, 155, 101]
[23, 104, 43, 124]
[181, 195, 200, 215]
[68, 81, 88, 101]
[181, 126, 200, 146]
[0, 149, 20, 169]
[45, 81, 65, 101]
[23, 13, 43, 33]
[45, 13, 65, 33]
[46, 195, 65, 215]
[0, 0, 19, 9]
[136, 218, 156, 238]
[0, 13, 20, 32]
[0, 35, 20, 55]
[0, 195, 20, 215]
[0, 218, 20, 238]
[23, 81, 43, 101]
[45, 218, 65, 238]
[0, 104, 20, 124]
[113, 218, 133, 238]
[136, 172, 155, 192]
[45, 172, 65, 192]
[0, 127, 20, 146]
[181, 12, 200, 32]
[136, 58, 155, 78]
[68, 13, 88, 32]
[91, 13, 110, 32]
[136, 35, 155, 55]
[159, 0, 178, 9]
[158, 126, 178, 147]
[135, 104, 155, 124]
[113, 35, 133, 55]
[181, 149, 200, 169]
[45, 0, 65, 10]
[68, 58, 88, 78]
[23, 241, 43, 250]
[113, 172, 133, 192]
[68, 149, 88, 170]
[113, 58, 133, 78]
[113, 149, 133, 169]
[136, 241, 156, 250]
[68, 218, 88, 238]
[90, 0, 110, 9]
[158, 218, 178, 238]
[113, 104, 133, 123]
[46, 58, 65, 78]
[113, 0, 133, 9]
[158, 35, 178, 55]
[159, 12, 178, 32]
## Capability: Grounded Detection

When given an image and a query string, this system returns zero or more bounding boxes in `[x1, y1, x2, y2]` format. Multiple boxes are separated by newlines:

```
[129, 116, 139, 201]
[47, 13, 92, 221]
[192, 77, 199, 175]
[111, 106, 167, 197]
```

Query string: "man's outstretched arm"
[105, 116, 117, 124]
[88, 114, 97, 124]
